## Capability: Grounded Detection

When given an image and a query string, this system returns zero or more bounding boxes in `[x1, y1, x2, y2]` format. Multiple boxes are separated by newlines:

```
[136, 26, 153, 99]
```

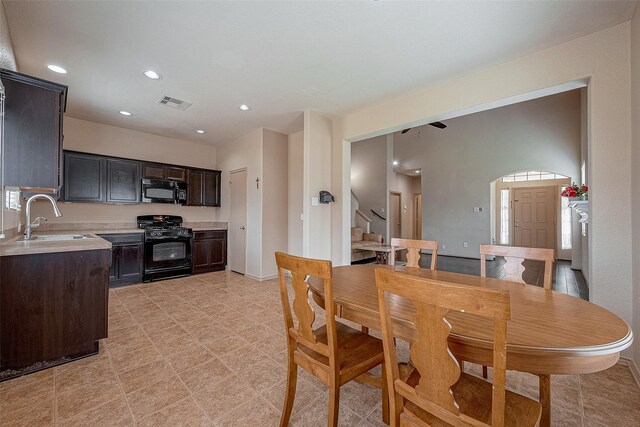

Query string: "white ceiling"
[3, 1, 636, 146]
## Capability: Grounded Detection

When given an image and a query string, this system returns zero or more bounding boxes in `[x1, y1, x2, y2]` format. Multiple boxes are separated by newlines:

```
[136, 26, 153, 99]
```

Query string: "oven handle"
[145, 236, 193, 241]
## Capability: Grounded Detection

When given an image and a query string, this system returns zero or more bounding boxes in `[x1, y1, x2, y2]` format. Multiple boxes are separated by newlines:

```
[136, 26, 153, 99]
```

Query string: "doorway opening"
[492, 171, 571, 260]
[389, 191, 402, 240]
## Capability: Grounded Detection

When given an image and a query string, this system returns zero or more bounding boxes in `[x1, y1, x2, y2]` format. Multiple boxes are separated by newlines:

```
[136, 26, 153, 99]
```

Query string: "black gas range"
[137, 215, 193, 282]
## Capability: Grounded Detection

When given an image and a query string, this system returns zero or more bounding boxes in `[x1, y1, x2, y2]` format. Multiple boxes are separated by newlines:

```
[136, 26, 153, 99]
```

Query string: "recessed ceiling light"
[143, 70, 162, 80]
[47, 64, 68, 74]
[119, 111, 132, 116]
[195, 130, 206, 134]
[392, 160, 399, 166]
[237, 104, 251, 111]
[415, 170, 421, 174]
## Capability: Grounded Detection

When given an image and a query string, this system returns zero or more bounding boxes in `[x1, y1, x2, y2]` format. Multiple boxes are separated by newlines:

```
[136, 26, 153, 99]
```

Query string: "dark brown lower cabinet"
[193, 230, 227, 274]
[98, 233, 144, 287]
[0, 249, 109, 378]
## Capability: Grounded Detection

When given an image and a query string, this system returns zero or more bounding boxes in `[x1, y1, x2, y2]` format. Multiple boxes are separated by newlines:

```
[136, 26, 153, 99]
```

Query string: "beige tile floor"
[1, 271, 638, 426]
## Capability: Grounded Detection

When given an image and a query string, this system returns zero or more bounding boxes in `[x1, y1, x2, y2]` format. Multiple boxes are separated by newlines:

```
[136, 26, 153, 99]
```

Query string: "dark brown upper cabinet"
[165, 166, 186, 182]
[143, 162, 186, 182]
[142, 163, 165, 180]
[106, 158, 141, 204]
[187, 169, 221, 207]
[187, 169, 204, 205]
[64, 150, 220, 206]
[204, 171, 221, 206]
[63, 152, 105, 202]
[0, 69, 67, 192]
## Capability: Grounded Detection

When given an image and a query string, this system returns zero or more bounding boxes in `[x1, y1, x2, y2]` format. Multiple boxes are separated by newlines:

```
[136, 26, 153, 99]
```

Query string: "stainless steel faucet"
[25, 194, 63, 240]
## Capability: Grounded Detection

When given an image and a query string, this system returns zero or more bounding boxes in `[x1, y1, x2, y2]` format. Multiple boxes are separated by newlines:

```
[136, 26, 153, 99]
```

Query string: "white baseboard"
[244, 273, 278, 282]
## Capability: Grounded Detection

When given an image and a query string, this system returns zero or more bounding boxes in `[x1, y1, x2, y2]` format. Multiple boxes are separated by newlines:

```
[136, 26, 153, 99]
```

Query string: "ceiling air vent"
[158, 95, 192, 111]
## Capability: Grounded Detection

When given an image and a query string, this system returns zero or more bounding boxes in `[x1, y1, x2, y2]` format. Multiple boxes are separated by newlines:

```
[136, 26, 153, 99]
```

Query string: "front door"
[229, 169, 247, 274]
[513, 186, 556, 250]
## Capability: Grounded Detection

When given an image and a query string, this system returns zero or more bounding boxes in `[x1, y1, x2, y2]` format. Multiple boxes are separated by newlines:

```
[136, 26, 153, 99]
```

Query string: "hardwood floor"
[399, 254, 588, 300]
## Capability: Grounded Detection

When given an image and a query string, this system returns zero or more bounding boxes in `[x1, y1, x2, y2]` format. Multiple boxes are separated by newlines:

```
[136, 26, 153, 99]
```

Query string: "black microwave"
[141, 178, 187, 204]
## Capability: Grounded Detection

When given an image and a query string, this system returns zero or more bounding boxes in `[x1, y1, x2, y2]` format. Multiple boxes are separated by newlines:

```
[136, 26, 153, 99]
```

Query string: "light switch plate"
[312, 197, 319, 206]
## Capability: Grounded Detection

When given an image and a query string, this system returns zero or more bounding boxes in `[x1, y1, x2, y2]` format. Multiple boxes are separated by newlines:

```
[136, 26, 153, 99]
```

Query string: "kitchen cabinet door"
[63, 152, 105, 202]
[0, 69, 67, 192]
[106, 158, 141, 204]
[192, 230, 227, 274]
[203, 171, 221, 207]
[98, 233, 144, 287]
[142, 163, 165, 179]
[0, 249, 108, 374]
[166, 166, 186, 182]
[187, 170, 204, 206]
[118, 243, 144, 284]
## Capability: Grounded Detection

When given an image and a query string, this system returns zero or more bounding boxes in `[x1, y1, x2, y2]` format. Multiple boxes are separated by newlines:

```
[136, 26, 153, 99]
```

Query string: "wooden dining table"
[307, 264, 633, 427]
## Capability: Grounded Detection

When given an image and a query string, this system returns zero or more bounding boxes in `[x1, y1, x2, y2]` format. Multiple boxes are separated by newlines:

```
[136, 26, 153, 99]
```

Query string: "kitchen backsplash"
[28, 199, 221, 225]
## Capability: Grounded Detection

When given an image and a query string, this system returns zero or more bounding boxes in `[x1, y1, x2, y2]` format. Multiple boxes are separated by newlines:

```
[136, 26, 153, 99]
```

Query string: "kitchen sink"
[20, 234, 94, 242]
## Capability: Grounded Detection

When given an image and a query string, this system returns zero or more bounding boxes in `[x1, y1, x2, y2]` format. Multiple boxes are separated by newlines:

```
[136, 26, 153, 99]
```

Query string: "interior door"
[389, 192, 401, 239]
[513, 186, 556, 250]
[229, 169, 247, 274]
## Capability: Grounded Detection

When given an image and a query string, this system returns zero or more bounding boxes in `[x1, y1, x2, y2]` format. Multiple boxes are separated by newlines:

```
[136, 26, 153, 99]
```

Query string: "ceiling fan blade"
[401, 128, 411, 134]
[429, 121, 447, 129]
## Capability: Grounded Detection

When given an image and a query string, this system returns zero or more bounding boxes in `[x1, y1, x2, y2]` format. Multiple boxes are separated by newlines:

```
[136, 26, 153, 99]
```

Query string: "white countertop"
[0, 232, 112, 257]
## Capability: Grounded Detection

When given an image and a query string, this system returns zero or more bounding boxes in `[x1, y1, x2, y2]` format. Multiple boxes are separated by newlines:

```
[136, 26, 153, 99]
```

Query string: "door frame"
[494, 178, 571, 260]
[414, 193, 422, 240]
[388, 191, 402, 240]
[229, 168, 248, 274]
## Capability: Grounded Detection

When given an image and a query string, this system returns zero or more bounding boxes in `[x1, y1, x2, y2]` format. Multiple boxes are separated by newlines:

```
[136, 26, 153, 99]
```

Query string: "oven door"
[143, 237, 192, 281]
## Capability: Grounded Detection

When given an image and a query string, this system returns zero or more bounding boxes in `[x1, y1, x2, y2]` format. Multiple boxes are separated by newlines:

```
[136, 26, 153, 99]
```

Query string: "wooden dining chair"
[389, 238, 439, 269]
[375, 268, 541, 427]
[479, 244, 555, 422]
[275, 252, 388, 427]
[480, 244, 555, 290]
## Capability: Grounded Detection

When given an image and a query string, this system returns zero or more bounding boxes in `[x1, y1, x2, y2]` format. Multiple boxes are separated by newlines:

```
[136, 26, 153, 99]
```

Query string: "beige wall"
[216, 128, 263, 279]
[0, 0, 15, 71]
[631, 6, 640, 372]
[331, 23, 633, 344]
[303, 110, 333, 259]
[261, 129, 288, 279]
[64, 117, 216, 168]
[29, 117, 219, 226]
[287, 131, 303, 256]
[394, 90, 581, 259]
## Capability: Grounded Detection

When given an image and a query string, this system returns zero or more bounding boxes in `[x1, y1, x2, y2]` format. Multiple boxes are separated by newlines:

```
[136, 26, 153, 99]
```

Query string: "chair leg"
[279, 358, 298, 427]
[539, 374, 551, 427]
[381, 362, 390, 425]
[482, 365, 488, 379]
[361, 326, 369, 334]
[328, 379, 340, 427]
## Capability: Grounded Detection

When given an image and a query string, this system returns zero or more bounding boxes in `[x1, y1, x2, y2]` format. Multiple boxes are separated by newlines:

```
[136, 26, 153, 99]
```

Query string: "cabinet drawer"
[97, 233, 143, 244]
[194, 230, 227, 240]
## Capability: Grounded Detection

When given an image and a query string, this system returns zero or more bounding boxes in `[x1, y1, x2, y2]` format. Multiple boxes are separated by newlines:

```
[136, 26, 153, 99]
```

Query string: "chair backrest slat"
[390, 238, 439, 269]
[480, 244, 555, 290]
[275, 252, 336, 360]
[375, 268, 510, 427]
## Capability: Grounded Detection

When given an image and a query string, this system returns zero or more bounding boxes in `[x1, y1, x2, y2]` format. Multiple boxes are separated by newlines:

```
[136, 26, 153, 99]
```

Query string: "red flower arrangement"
[561, 183, 588, 198]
